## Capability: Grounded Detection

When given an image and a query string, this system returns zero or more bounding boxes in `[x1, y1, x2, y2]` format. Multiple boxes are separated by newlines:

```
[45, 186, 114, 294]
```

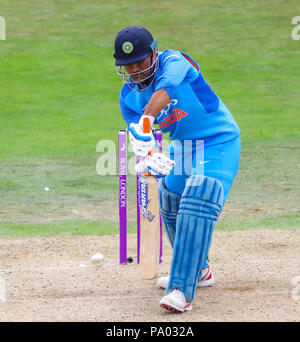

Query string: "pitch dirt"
[0, 229, 299, 322]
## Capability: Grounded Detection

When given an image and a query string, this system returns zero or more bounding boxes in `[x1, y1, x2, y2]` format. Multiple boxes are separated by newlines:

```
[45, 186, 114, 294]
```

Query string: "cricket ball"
[91, 253, 104, 265]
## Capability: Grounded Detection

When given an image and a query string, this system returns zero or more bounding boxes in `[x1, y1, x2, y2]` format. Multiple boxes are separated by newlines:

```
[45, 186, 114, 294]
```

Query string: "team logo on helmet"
[122, 41, 134, 54]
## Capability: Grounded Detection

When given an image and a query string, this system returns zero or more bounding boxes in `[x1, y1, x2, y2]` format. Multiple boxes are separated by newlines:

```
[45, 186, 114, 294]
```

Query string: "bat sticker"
[139, 181, 156, 222]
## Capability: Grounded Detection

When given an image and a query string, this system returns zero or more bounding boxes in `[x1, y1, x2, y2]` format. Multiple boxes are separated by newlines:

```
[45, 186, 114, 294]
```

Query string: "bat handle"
[142, 117, 153, 176]
[143, 117, 151, 134]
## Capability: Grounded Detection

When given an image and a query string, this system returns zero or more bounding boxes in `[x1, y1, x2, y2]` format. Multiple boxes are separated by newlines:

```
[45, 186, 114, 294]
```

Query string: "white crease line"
[256, 291, 291, 295]
[0, 295, 157, 304]
[0, 290, 293, 305]
[0, 258, 299, 273]
[0, 263, 134, 273]
[240, 259, 300, 264]
[216, 258, 300, 264]
[0, 265, 91, 272]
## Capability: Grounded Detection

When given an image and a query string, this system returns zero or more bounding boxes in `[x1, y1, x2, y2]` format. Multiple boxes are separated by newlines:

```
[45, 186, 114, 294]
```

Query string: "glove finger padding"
[135, 153, 175, 177]
[146, 153, 175, 175]
[134, 160, 146, 173]
[129, 123, 155, 157]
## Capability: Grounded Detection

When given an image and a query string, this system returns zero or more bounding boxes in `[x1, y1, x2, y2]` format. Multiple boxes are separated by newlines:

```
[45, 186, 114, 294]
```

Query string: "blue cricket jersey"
[119, 49, 240, 146]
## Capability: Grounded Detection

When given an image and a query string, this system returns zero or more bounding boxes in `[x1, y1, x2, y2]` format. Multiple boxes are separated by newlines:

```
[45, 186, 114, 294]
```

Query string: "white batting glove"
[128, 115, 155, 157]
[135, 153, 175, 178]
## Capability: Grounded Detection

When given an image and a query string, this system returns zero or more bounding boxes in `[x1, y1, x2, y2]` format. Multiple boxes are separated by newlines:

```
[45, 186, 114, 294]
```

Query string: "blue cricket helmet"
[113, 26, 157, 66]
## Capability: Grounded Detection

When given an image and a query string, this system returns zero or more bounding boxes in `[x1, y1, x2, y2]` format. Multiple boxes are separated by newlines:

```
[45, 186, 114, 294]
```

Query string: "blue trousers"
[165, 137, 241, 203]
[163, 136, 241, 301]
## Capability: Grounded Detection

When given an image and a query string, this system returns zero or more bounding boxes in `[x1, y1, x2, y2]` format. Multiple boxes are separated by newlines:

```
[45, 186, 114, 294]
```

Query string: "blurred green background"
[0, 0, 299, 236]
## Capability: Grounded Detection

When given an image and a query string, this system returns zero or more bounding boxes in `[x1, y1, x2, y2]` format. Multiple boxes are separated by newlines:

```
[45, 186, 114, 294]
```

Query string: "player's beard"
[117, 53, 159, 91]
[130, 55, 156, 85]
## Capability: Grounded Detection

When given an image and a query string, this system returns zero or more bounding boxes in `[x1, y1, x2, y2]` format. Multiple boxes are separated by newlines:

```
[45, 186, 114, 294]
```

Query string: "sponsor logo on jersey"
[157, 99, 188, 129]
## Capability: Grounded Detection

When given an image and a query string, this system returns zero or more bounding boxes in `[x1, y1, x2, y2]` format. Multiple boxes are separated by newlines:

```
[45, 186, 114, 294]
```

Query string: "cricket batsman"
[113, 26, 241, 312]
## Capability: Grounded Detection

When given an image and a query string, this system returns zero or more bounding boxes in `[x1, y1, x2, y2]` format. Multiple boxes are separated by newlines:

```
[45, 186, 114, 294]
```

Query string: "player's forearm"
[143, 89, 170, 117]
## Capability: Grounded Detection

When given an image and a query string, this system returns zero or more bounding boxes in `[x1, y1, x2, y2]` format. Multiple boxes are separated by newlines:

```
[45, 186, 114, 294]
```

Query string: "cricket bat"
[138, 117, 161, 279]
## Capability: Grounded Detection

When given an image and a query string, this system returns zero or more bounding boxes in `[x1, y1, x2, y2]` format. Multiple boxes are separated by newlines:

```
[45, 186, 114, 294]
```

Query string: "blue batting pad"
[166, 175, 224, 302]
[158, 178, 181, 247]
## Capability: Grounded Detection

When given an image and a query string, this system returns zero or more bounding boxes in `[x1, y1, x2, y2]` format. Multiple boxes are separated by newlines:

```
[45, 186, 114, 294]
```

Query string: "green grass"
[0, 0, 299, 236]
[0, 220, 116, 237]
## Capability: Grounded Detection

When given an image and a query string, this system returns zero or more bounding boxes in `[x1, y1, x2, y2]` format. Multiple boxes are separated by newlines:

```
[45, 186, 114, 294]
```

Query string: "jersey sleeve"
[119, 94, 140, 128]
[154, 51, 197, 99]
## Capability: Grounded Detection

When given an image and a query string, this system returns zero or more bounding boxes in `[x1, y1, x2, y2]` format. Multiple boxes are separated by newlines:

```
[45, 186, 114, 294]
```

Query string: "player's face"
[116, 49, 158, 91]
[124, 51, 155, 83]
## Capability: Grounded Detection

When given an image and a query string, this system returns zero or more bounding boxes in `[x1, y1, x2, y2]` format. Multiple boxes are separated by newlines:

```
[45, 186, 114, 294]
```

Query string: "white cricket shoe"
[157, 264, 214, 289]
[160, 289, 192, 312]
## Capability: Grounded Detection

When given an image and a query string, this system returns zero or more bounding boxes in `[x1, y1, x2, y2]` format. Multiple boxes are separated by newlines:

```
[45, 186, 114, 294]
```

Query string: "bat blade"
[138, 175, 160, 279]
[138, 116, 160, 279]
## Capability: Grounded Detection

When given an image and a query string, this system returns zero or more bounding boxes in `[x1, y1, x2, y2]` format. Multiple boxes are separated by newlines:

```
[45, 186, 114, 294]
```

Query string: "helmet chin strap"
[139, 53, 154, 86]
[116, 49, 159, 92]
[135, 53, 158, 91]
